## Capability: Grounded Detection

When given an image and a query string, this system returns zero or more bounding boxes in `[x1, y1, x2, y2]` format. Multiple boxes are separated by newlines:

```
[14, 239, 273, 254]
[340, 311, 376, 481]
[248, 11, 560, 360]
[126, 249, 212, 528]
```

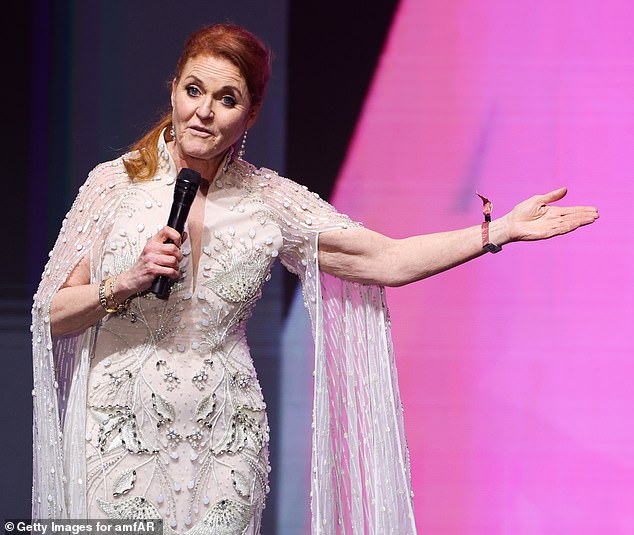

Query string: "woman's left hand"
[504, 187, 599, 242]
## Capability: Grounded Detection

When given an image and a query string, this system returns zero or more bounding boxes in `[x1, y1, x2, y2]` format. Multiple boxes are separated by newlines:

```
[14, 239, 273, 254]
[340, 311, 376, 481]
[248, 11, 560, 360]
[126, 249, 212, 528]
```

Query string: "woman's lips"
[188, 125, 213, 137]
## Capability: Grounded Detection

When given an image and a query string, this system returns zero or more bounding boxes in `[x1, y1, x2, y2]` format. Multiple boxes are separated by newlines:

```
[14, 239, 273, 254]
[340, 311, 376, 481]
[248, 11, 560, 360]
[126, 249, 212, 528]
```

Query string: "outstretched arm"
[318, 187, 599, 287]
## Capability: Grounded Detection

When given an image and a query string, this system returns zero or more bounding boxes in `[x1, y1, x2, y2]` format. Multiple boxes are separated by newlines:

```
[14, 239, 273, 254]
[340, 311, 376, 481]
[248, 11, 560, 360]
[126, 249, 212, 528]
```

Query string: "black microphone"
[150, 168, 201, 299]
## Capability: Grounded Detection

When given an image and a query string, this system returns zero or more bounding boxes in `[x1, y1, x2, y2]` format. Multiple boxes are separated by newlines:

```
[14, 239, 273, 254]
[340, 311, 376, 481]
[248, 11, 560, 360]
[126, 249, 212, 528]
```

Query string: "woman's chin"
[180, 144, 225, 163]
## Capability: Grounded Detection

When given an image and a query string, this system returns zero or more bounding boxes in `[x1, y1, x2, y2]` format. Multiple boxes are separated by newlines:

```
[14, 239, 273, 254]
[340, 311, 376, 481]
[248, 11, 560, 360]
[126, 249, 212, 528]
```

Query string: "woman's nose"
[196, 97, 214, 119]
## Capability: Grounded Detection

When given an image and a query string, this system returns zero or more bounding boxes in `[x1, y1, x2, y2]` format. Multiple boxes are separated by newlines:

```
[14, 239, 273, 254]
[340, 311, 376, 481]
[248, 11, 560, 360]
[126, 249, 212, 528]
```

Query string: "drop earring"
[169, 124, 175, 138]
[223, 147, 234, 174]
[238, 130, 248, 160]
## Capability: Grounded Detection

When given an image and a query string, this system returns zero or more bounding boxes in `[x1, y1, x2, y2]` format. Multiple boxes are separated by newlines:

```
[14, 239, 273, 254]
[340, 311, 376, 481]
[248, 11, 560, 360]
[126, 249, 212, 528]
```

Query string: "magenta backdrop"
[331, 0, 634, 533]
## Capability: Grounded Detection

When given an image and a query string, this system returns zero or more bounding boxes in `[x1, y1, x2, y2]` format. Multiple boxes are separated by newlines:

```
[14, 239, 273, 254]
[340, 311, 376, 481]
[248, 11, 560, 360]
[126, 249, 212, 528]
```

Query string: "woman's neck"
[166, 140, 230, 184]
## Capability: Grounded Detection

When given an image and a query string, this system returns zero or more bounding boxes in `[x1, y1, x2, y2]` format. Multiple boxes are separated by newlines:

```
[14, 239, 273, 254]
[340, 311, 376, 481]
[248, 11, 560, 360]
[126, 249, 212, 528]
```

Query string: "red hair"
[124, 24, 271, 181]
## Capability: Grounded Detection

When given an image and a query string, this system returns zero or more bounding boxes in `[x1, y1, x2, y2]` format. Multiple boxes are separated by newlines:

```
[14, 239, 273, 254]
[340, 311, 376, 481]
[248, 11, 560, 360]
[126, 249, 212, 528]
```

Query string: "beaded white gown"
[79, 141, 354, 534]
[32, 133, 417, 534]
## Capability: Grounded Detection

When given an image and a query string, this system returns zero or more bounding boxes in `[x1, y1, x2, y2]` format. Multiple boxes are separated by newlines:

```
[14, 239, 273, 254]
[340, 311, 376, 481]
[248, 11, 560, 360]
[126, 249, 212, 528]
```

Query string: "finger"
[152, 253, 182, 270]
[567, 211, 600, 225]
[155, 226, 182, 245]
[539, 186, 567, 205]
[151, 265, 181, 280]
[560, 205, 598, 213]
[551, 212, 599, 235]
[182, 231, 188, 244]
[548, 207, 600, 224]
[154, 253, 180, 269]
[545, 205, 598, 217]
[164, 225, 183, 246]
[554, 218, 595, 236]
[159, 243, 184, 262]
[564, 206, 600, 219]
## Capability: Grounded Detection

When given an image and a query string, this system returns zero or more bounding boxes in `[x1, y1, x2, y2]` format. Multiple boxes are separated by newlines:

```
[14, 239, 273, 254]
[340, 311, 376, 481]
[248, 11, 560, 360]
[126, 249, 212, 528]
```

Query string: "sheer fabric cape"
[31, 153, 417, 533]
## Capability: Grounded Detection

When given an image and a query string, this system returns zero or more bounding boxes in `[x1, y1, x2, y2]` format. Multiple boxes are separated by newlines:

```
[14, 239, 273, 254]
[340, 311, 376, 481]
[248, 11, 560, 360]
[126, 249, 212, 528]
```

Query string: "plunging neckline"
[187, 182, 209, 283]
[159, 130, 233, 292]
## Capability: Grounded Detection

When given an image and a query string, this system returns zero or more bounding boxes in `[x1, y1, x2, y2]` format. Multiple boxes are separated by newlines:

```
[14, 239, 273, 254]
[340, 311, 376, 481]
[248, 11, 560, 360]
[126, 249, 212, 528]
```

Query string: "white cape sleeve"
[31, 159, 130, 519]
[259, 167, 418, 534]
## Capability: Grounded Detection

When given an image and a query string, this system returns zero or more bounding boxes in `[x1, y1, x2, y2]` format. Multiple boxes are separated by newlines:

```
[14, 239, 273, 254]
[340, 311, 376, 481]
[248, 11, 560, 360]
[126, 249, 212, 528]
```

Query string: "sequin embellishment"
[203, 250, 269, 304]
[187, 498, 252, 535]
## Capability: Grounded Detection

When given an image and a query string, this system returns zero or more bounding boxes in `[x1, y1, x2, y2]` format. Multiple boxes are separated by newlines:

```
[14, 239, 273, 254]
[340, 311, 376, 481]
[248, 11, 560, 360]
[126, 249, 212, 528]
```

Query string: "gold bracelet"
[107, 275, 131, 313]
[108, 276, 120, 309]
[99, 278, 119, 314]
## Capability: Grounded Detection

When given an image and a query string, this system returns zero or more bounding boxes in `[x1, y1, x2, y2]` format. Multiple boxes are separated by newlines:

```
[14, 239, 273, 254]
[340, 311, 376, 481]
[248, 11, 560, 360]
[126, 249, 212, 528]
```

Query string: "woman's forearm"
[50, 284, 107, 337]
[386, 218, 510, 286]
[49, 278, 138, 337]
[319, 218, 510, 287]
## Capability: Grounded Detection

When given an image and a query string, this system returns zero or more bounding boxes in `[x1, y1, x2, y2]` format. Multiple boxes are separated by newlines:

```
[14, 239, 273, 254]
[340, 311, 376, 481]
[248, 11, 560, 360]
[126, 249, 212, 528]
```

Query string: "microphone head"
[173, 168, 201, 202]
[176, 168, 201, 188]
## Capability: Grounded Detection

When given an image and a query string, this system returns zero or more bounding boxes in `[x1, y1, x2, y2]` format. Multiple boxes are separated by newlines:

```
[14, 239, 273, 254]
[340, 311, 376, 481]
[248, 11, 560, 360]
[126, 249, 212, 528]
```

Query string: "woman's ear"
[246, 105, 261, 130]
[170, 78, 177, 109]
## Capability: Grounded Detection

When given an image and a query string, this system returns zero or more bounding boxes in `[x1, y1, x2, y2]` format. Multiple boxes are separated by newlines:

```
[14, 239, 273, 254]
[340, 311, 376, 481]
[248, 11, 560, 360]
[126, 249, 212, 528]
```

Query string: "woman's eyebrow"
[217, 85, 244, 98]
[183, 75, 244, 98]
[183, 74, 205, 86]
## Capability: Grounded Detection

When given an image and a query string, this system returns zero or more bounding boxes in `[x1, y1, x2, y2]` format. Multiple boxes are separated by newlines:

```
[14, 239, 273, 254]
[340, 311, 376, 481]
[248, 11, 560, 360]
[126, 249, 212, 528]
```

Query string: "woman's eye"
[186, 85, 201, 97]
[221, 95, 237, 107]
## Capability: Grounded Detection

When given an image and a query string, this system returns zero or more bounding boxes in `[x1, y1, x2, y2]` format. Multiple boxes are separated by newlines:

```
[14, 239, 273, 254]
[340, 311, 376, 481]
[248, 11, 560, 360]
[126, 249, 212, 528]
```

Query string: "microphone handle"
[150, 199, 194, 299]
[149, 167, 200, 300]
[149, 238, 176, 300]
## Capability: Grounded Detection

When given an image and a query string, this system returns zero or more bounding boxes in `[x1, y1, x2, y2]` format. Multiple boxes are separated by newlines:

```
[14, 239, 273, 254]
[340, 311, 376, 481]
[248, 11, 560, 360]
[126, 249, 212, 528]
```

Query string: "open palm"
[506, 187, 599, 242]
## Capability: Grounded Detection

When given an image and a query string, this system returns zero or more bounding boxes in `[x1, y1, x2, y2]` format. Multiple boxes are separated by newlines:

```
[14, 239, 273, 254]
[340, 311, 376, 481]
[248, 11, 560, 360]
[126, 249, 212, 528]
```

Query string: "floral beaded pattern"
[81, 144, 355, 533]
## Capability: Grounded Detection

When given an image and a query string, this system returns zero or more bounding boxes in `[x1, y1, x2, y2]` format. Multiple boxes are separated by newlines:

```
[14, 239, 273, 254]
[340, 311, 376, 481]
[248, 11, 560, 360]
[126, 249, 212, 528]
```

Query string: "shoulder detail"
[224, 159, 360, 234]
[250, 165, 359, 234]
[83, 156, 131, 191]
[34, 156, 133, 305]
[225, 158, 258, 180]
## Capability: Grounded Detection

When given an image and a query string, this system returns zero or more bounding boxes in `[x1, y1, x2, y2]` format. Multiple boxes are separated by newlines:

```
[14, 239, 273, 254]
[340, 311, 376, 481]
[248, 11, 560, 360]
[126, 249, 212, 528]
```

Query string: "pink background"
[333, 0, 634, 532]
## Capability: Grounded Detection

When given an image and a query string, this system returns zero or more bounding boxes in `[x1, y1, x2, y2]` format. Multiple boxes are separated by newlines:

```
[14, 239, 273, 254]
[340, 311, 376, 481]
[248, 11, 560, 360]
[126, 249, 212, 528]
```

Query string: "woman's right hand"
[50, 226, 187, 337]
[116, 226, 186, 297]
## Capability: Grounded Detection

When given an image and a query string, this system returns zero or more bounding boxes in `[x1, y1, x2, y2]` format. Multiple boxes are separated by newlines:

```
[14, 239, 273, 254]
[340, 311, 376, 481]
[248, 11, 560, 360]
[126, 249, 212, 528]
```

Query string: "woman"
[32, 23, 598, 534]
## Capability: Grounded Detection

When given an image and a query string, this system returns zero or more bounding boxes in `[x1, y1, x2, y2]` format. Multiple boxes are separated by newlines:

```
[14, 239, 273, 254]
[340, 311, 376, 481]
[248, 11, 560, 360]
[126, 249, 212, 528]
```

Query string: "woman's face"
[170, 54, 257, 172]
